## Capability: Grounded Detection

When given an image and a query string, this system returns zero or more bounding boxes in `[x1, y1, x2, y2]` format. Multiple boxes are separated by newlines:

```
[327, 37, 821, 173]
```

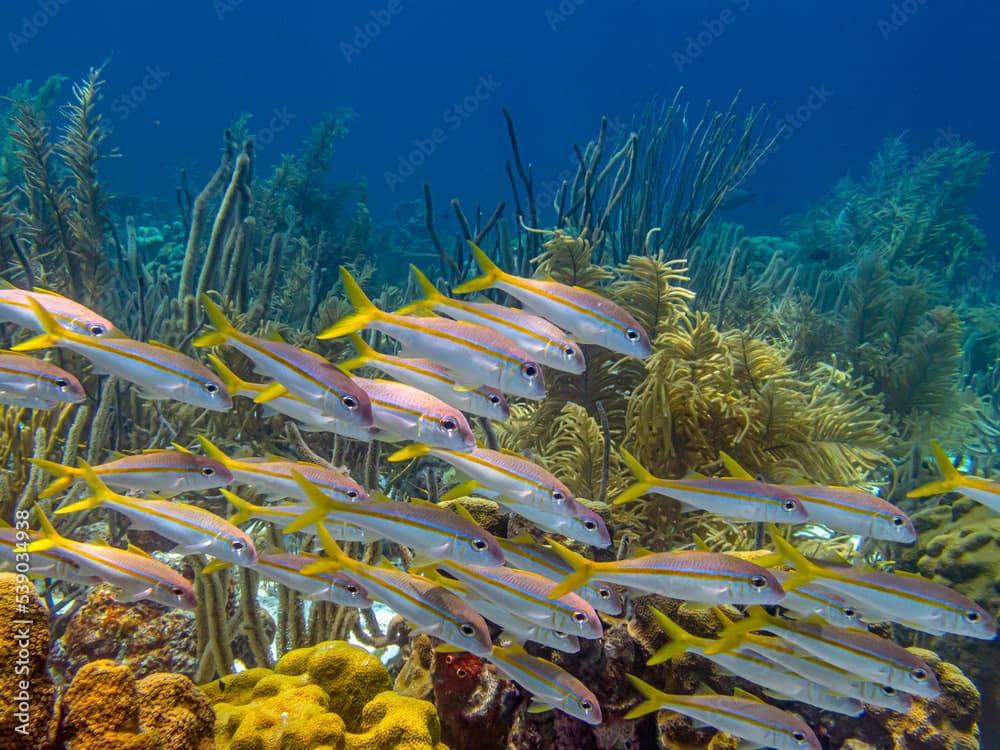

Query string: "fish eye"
[625, 328, 639, 341]
[488, 394, 501, 405]
[583, 520, 597, 531]
[201, 466, 216, 476]
[472, 538, 488, 551]
[170, 586, 185, 596]
[232, 540, 245, 550]
[911, 668, 928, 681]
[521, 363, 538, 378]
[792, 731, 806, 743]
[892, 516, 905, 527]
[965, 611, 981, 622]
[459, 622, 476, 637]
[598, 587, 611, 599]
[750, 575, 768, 589]
[456, 667, 468, 678]
[552, 490, 565, 502]
[54, 378, 69, 389]
[346, 584, 359, 595]
[843, 608, 857, 618]
[572, 610, 588, 623]
[881, 685, 897, 695]
[342, 395, 358, 410]
[564, 346, 576, 357]
[346, 489, 359, 500]
[204, 382, 219, 393]
[440, 417, 458, 431]
[89, 324, 106, 335]
[580, 698, 593, 711]
[783, 500, 798, 511]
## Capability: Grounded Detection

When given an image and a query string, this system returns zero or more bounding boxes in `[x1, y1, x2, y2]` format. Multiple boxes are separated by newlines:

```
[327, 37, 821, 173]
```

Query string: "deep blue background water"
[2, 0, 997, 248]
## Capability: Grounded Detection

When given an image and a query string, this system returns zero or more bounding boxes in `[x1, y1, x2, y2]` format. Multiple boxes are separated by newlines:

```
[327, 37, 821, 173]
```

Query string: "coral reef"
[55, 659, 215, 750]
[202, 640, 448, 750]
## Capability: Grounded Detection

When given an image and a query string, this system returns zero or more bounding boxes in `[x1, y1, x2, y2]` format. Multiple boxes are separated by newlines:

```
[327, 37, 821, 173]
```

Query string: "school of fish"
[0, 243, 996, 747]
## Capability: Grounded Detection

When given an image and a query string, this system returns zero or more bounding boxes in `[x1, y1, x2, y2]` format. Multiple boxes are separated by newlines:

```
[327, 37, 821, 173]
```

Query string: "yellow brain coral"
[202, 640, 448, 750]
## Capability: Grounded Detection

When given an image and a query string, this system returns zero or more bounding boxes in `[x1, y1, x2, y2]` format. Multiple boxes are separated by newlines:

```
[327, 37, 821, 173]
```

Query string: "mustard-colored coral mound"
[202, 640, 447, 750]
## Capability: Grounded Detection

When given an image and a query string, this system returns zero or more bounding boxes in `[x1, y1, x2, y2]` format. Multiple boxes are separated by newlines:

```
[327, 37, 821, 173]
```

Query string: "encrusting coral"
[202, 640, 448, 750]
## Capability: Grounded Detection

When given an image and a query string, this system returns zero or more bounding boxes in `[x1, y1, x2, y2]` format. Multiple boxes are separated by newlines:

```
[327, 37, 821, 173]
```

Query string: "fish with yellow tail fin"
[12, 298, 232, 411]
[718, 452, 915, 541]
[195, 294, 373, 428]
[615, 448, 808, 523]
[26, 505, 198, 610]
[301, 526, 493, 655]
[645, 608, 864, 716]
[207, 354, 369, 436]
[399, 265, 586, 373]
[198, 435, 368, 504]
[287, 470, 504, 566]
[0, 351, 85, 410]
[768, 525, 996, 639]
[908, 439, 1000, 514]
[544, 537, 785, 605]
[57, 461, 257, 567]
[708, 605, 941, 699]
[32, 450, 232, 499]
[0, 287, 116, 337]
[487, 640, 602, 724]
[340, 334, 511, 422]
[319, 267, 545, 400]
[222, 489, 377, 542]
[625, 675, 821, 750]
[453, 241, 653, 358]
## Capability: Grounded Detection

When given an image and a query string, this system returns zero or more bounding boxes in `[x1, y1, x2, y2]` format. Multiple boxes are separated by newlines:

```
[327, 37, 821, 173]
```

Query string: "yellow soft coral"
[203, 640, 447, 750]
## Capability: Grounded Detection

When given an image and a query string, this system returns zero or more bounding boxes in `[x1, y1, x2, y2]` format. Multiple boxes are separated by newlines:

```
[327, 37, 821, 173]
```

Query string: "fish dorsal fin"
[692, 534, 710, 552]
[693, 683, 719, 697]
[733, 687, 765, 703]
[170, 442, 194, 454]
[451, 502, 478, 524]
[147, 339, 183, 352]
[509, 532, 536, 545]
[202, 559, 233, 575]
[719, 451, 755, 480]
[265, 329, 286, 344]
[126, 543, 153, 559]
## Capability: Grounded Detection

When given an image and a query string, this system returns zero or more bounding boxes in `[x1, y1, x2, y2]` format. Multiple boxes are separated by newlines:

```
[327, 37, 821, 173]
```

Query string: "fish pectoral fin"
[172, 539, 215, 554]
[526, 700, 555, 714]
[115, 586, 156, 602]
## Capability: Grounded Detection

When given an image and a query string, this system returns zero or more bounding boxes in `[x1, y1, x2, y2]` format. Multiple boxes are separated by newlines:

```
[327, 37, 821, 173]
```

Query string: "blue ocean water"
[2, 0, 996, 246]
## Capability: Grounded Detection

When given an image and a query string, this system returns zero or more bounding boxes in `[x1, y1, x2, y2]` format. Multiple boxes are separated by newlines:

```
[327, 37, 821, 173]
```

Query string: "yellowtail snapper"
[27, 505, 198, 610]
[195, 295, 373, 427]
[32, 450, 232, 499]
[288, 470, 504, 566]
[0, 351, 86, 410]
[303, 526, 493, 655]
[545, 537, 785, 605]
[340, 334, 510, 422]
[907, 439, 1000, 514]
[453, 242, 652, 359]
[13, 298, 232, 411]
[625, 676, 821, 750]
[401, 265, 586, 374]
[319, 268, 546, 400]
[223, 489, 377, 543]
[0, 287, 116, 337]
